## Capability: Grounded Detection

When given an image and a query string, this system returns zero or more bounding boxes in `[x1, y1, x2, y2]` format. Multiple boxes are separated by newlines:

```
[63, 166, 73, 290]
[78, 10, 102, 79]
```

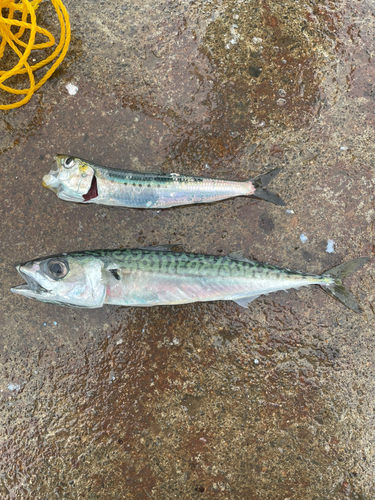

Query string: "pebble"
[326, 239, 335, 253]
[7, 383, 20, 392]
[276, 98, 286, 106]
[65, 83, 78, 96]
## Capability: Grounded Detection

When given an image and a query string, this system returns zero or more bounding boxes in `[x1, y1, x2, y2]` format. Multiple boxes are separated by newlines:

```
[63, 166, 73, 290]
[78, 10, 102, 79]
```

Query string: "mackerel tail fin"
[250, 168, 286, 206]
[321, 257, 369, 313]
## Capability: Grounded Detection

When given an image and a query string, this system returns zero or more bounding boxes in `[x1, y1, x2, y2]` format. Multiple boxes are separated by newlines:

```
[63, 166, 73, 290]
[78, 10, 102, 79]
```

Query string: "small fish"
[42, 155, 285, 208]
[11, 246, 368, 312]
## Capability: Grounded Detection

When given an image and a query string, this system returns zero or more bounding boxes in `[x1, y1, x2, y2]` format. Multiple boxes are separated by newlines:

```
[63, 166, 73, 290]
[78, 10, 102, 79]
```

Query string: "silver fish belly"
[42, 155, 285, 208]
[11, 246, 368, 312]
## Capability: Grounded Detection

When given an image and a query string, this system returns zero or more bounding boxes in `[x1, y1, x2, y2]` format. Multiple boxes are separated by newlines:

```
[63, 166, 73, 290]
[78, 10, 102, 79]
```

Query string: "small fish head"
[11, 254, 106, 308]
[42, 155, 95, 202]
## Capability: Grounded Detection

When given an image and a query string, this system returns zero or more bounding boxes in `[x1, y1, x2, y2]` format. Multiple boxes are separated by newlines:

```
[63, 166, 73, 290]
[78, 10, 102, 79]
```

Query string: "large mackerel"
[11, 246, 368, 312]
[42, 155, 285, 208]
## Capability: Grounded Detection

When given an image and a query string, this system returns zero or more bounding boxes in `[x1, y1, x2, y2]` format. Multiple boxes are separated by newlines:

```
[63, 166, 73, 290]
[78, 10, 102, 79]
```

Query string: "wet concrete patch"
[1, 0, 375, 498]
[113, 0, 337, 173]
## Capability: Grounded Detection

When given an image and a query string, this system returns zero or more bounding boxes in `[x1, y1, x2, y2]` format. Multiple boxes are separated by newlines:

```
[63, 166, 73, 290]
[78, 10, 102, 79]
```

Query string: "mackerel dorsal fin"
[141, 244, 183, 252]
[227, 251, 252, 263]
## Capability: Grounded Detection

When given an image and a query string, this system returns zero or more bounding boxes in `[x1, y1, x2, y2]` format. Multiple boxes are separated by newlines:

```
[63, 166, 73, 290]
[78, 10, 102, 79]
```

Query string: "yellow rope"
[0, 0, 70, 110]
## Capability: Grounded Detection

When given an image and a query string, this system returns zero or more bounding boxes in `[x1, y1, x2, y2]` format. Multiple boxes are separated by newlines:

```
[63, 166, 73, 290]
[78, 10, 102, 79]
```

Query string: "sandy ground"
[0, 0, 374, 498]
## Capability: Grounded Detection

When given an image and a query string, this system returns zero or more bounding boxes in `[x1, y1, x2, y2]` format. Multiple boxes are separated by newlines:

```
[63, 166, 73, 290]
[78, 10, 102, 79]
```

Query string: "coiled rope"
[0, 0, 70, 110]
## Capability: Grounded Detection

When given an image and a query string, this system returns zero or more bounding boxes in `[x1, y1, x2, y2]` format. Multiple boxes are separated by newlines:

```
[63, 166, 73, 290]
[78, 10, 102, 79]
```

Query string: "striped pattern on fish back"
[93, 164, 231, 187]
[68, 249, 320, 281]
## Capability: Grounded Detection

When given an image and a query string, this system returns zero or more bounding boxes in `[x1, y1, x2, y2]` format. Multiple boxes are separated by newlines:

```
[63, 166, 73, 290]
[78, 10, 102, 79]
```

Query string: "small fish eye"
[47, 259, 69, 279]
[64, 157, 75, 168]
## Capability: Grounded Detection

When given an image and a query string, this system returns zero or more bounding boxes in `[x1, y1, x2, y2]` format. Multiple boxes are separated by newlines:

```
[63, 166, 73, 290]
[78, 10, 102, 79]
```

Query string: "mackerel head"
[11, 253, 105, 307]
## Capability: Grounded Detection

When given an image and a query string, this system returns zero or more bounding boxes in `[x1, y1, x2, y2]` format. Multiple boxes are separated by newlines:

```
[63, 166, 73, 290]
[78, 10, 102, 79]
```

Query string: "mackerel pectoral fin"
[101, 267, 130, 286]
[250, 167, 286, 206]
[321, 257, 369, 313]
[102, 269, 120, 286]
[233, 294, 262, 308]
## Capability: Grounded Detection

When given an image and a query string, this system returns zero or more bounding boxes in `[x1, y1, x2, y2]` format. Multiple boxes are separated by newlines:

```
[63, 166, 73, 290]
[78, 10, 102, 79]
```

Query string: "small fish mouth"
[11, 268, 49, 296]
[42, 156, 61, 189]
[42, 168, 59, 191]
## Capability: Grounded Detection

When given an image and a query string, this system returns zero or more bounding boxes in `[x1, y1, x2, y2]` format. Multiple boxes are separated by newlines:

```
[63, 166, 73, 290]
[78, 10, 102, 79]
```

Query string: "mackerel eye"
[46, 259, 69, 279]
[64, 157, 75, 169]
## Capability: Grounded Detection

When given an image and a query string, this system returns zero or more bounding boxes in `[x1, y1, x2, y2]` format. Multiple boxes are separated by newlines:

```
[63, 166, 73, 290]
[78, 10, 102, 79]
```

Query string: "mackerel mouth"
[11, 268, 49, 296]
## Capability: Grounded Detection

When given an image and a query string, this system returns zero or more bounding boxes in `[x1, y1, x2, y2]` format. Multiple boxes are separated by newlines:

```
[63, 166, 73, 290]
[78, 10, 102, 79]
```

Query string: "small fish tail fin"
[321, 257, 369, 313]
[250, 167, 286, 206]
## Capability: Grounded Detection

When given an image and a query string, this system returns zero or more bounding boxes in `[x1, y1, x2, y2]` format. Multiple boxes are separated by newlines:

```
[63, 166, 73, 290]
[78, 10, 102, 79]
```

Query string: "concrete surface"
[0, 0, 374, 498]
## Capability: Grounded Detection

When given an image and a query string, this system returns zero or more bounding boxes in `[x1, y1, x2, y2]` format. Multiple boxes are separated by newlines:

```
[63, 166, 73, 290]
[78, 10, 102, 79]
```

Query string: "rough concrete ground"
[0, 0, 374, 498]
